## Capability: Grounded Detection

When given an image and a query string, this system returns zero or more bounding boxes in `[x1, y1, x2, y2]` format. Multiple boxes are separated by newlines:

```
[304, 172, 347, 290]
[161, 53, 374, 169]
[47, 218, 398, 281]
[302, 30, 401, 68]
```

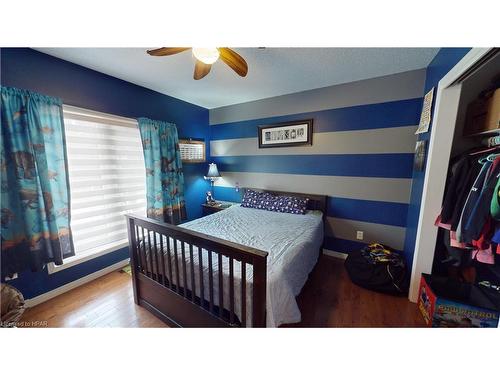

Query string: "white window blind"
[63, 106, 146, 257]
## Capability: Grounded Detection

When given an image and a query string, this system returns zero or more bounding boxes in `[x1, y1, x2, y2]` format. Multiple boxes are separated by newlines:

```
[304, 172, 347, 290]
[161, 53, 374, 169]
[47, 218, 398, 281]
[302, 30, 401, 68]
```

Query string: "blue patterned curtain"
[138, 118, 186, 224]
[1, 87, 74, 276]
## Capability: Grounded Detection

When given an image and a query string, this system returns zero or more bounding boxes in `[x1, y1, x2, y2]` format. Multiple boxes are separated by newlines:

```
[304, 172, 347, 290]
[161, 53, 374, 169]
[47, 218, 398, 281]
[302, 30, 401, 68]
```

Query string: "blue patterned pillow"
[241, 189, 308, 215]
[268, 194, 309, 215]
[241, 189, 272, 210]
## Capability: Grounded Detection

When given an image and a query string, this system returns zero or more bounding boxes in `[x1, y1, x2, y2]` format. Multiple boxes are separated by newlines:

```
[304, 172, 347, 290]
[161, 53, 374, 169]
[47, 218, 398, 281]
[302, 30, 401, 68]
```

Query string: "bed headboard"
[241, 187, 327, 217]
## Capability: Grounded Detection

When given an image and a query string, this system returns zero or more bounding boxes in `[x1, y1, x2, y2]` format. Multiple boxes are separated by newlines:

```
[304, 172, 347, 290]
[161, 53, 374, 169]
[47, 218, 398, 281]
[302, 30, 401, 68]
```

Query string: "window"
[49, 106, 146, 272]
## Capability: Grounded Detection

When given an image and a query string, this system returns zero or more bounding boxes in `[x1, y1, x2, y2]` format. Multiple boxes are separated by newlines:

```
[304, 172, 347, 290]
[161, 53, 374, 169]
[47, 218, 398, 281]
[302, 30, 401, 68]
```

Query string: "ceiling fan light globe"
[192, 47, 220, 65]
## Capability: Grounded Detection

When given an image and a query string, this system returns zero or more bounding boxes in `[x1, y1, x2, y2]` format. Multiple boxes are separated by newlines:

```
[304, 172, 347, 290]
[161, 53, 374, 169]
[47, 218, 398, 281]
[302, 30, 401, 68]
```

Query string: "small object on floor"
[120, 264, 132, 276]
[478, 280, 500, 292]
[344, 243, 408, 295]
[1, 283, 26, 327]
[418, 273, 500, 328]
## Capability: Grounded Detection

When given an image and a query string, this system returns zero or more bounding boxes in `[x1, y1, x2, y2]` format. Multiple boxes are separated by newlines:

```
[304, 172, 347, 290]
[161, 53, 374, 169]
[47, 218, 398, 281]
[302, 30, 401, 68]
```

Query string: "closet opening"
[433, 51, 500, 283]
[410, 48, 500, 305]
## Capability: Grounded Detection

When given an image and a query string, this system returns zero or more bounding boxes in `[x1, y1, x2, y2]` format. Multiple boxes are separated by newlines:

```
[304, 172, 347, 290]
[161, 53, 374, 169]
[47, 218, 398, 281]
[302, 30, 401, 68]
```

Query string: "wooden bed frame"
[125, 188, 326, 327]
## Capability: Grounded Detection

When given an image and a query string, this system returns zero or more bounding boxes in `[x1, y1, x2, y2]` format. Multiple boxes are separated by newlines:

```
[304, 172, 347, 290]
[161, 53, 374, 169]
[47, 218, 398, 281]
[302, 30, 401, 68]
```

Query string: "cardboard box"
[418, 274, 500, 328]
[464, 88, 500, 136]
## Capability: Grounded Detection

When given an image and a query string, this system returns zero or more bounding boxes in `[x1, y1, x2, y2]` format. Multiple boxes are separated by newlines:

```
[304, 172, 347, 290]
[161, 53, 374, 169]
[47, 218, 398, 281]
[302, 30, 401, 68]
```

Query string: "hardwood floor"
[19, 269, 167, 328]
[284, 255, 426, 327]
[19, 255, 425, 328]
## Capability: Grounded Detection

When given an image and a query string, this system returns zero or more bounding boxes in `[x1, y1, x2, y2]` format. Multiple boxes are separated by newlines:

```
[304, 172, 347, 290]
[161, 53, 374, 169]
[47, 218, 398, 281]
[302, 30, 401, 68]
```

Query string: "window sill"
[47, 240, 129, 274]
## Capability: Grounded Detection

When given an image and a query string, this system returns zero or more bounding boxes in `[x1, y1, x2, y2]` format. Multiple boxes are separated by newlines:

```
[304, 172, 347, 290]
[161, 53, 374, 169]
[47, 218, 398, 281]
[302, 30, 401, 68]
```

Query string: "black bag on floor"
[344, 243, 408, 295]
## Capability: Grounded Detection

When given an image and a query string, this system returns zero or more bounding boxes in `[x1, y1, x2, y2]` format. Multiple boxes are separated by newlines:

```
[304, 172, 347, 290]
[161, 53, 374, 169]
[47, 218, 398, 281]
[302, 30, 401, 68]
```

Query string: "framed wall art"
[258, 119, 313, 148]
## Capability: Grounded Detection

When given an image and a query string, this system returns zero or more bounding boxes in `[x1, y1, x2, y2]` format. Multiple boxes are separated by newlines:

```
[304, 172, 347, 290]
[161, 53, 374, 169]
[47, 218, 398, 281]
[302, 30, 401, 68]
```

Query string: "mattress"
[140, 204, 324, 327]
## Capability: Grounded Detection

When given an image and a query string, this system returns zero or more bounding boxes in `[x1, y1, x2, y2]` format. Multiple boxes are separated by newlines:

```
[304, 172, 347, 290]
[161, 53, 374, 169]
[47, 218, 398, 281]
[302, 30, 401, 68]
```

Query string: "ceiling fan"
[147, 47, 248, 80]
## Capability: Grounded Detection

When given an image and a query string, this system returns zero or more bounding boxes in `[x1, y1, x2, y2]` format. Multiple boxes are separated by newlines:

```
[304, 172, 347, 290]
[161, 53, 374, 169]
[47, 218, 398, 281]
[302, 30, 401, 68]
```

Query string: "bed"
[126, 188, 326, 327]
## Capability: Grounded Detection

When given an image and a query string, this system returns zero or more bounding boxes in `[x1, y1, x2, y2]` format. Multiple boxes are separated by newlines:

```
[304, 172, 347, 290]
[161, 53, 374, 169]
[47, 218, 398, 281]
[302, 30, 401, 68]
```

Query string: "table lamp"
[204, 163, 221, 198]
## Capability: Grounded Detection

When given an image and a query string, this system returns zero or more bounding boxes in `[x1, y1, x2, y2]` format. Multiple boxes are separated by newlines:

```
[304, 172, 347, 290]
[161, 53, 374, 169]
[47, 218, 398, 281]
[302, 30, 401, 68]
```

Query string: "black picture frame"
[258, 119, 313, 148]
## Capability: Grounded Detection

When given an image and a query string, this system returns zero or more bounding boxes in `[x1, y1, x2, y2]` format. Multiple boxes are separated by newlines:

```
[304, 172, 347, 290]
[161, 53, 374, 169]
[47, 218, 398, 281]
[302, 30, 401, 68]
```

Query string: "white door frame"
[409, 48, 494, 302]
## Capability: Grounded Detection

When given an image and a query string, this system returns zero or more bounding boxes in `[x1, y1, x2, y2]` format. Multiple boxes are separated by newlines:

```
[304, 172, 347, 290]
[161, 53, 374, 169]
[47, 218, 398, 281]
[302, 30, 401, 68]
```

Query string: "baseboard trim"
[323, 249, 348, 260]
[25, 259, 130, 308]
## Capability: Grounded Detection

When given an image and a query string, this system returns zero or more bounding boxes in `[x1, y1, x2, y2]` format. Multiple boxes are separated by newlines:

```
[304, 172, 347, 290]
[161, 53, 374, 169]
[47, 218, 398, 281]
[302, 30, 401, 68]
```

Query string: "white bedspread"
[178, 205, 324, 327]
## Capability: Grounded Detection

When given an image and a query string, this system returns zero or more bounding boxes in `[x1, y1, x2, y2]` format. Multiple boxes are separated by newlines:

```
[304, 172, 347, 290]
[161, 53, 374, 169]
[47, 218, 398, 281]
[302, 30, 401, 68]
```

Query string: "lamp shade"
[205, 163, 220, 178]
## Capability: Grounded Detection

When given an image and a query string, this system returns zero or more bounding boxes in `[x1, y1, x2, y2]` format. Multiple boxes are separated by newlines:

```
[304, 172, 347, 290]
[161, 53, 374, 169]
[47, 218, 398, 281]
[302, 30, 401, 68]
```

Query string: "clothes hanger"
[471, 146, 500, 164]
[486, 153, 500, 162]
[477, 153, 500, 163]
[477, 153, 500, 164]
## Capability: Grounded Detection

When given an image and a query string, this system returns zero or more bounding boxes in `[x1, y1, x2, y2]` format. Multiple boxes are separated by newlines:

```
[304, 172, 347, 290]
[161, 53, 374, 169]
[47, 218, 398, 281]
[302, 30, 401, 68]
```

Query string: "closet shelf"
[464, 128, 500, 138]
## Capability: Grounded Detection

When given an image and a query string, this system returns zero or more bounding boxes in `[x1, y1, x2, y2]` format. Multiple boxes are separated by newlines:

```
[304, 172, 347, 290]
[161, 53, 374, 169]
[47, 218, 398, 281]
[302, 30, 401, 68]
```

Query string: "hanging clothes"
[490, 176, 500, 220]
[472, 246, 495, 264]
[440, 154, 483, 231]
[461, 158, 500, 243]
[491, 224, 500, 255]
[1, 86, 74, 276]
[436, 148, 500, 266]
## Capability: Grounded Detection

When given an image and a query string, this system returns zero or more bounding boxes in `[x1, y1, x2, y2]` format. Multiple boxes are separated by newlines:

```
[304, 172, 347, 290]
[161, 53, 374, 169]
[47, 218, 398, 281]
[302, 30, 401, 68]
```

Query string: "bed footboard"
[126, 215, 268, 327]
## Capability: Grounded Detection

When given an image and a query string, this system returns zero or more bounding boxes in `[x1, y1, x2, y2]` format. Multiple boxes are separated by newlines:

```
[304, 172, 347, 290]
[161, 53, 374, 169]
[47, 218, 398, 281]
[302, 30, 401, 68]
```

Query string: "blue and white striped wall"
[209, 69, 426, 254]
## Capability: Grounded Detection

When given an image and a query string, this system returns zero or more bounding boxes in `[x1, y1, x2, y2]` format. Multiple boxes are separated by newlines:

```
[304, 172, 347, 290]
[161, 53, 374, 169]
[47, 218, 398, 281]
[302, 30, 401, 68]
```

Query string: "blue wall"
[0, 48, 210, 299]
[208, 70, 427, 253]
[1, 47, 472, 301]
[402, 48, 471, 268]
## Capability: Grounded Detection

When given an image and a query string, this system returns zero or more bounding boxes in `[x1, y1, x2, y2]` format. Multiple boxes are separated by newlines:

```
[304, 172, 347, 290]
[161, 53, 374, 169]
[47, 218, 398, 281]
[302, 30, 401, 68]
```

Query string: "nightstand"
[201, 201, 237, 216]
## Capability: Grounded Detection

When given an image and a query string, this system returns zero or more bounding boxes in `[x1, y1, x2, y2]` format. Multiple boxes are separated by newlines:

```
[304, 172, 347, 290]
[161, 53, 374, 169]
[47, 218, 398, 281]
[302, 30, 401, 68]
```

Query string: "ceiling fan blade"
[218, 48, 248, 77]
[147, 47, 191, 56]
[193, 60, 212, 80]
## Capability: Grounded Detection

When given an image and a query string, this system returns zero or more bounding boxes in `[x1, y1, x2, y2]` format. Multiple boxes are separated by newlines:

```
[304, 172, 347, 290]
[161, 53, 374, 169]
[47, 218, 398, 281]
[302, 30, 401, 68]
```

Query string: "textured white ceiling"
[35, 48, 439, 109]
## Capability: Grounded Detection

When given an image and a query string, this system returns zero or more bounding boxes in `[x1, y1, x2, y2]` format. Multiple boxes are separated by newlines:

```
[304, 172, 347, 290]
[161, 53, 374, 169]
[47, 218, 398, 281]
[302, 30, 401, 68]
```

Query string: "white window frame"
[48, 106, 141, 274]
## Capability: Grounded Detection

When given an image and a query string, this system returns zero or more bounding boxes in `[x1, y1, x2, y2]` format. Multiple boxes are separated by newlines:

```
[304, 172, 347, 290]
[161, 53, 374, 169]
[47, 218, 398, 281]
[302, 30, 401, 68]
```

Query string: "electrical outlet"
[356, 231, 364, 240]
